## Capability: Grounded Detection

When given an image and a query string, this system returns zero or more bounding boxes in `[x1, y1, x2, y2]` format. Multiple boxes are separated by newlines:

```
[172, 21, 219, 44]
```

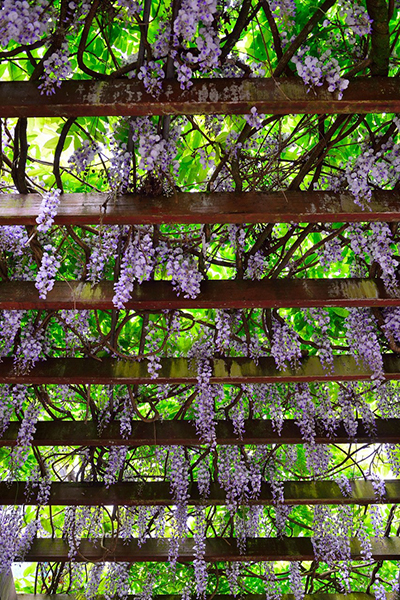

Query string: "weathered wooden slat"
[1, 78, 400, 117]
[24, 537, 400, 561]
[1, 355, 400, 384]
[3, 480, 399, 506]
[0, 279, 397, 310]
[1, 419, 399, 447]
[0, 190, 399, 224]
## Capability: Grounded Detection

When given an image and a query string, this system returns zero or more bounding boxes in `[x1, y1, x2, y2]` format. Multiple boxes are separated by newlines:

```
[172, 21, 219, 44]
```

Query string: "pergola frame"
[2, 62, 400, 600]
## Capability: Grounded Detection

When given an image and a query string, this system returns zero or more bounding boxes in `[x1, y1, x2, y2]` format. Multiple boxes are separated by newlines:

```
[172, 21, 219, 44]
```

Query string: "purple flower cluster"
[312, 505, 352, 590]
[383, 307, 400, 346]
[292, 47, 349, 99]
[88, 225, 120, 283]
[289, 562, 304, 600]
[0, 385, 13, 435]
[107, 123, 133, 191]
[104, 446, 128, 487]
[218, 446, 260, 513]
[14, 322, 45, 373]
[263, 562, 281, 600]
[345, 140, 400, 208]
[197, 454, 211, 498]
[270, 316, 302, 370]
[303, 308, 333, 370]
[373, 583, 388, 600]
[0, 225, 29, 255]
[226, 562, 241, 597]
[0, 0, 54, 46]
[115, 0, 141, 11]
[174, 0, 220, 86]
[194, 358, 216, 445]
[104, 563, 131, 600]
[138, 61, 165, 97]
[38, 43, 72, 96]
[193, 507, 208, 598]
[345, 308, 384, 380]
[168, 445, 189, 568]
[0, 311, 24, 359]
[160, 244, 203, 298]
[215, 310, 233, 352]
[113, 229, 155, 308]
[294, 385, 316, 444]
[68, 139, 99, 174]
[268, 0, 296, 22]
[337, 0, 373, 36]
[10, 402, 40, 474]
[36, 188, 61, 233]
[245, 251, 266, 280]
[338, 385, 359, 438]
[134, 117, 179, 176]
[0, 507, 37, 574]
[35, 243, 61, 299]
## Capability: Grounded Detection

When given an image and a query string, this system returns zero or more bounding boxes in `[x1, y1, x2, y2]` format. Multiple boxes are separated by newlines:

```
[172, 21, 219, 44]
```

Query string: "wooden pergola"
[1, 72, 400, 598]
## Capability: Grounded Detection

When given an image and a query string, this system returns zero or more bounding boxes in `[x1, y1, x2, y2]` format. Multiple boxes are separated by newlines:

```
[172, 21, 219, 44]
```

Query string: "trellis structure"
[1, 0, 400, 599]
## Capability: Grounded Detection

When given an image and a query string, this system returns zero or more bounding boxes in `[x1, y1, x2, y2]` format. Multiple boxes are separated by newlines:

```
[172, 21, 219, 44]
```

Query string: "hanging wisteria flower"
[36, 188, 61, 233]
[345, 308, 384, 380]
[108, 123, 133, 191]
[113, 229, 155, 308]
[14, 323, 45, 373]
[345, 140, 400, 209]
[337, 0, 373, 36]
[68, 139, 99, 174]
[115, 0, 141, 11]
[0, 311, 24, 359]
[174, 0, 220, 81]
[0, 506, 38, 574]
[0, 226, 29, 255]
[270, 315, 302, 370]
[194, 358, 217, 445]
[263, 562, 281, 600]
[38, 43, 73, 96]
[292, 47, 349, 99]
[268, 0, 296, 23]
[138, 61, 165, 97]
[87, 225, 120, 283]
[0, 0, 54, 46]
[159, 243, 203, 298]
[134, 117, 180, 177]
[10, 402, 40, 474]
[193, 507, 208, 598]
[35, 243, 61, 299]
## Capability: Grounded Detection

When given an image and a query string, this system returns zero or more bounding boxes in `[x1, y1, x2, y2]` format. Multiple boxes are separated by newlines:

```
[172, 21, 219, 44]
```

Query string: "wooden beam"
[1, 419, 400, 447]
[0, 279, 398, 310]
[3, 480, 400, 506]
[0, 190, 399, 224]
[2, 355, 400, 384]
[0, 79, 400, 118]
[24, 537, 400, 561]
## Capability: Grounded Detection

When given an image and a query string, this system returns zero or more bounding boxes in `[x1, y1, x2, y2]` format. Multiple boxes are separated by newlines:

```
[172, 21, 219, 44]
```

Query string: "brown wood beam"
[0, 279, 398, 310]
[1, 419, 400, 447]
[24, 536, 400, 561]
[1, 78, 400, 118]
[3, 480, 400, 506]
[1, 355, 400, 384]
[0, 190, 399, 224]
